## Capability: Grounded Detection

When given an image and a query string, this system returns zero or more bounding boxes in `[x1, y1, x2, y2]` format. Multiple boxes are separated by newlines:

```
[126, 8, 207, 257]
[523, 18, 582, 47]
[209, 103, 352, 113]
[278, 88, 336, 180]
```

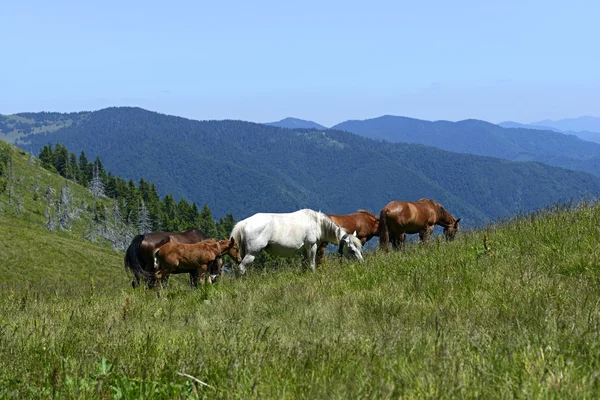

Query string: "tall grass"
[1, 201, 599, 398]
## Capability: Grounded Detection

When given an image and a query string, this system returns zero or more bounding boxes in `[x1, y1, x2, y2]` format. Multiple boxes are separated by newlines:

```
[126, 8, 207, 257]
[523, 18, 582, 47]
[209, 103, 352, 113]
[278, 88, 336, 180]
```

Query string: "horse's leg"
[189, 270, 200, 288]
[391, 231, 400, 250]
[392, 232, 405, 250]
[305, 243, 318, 271]
[237, 253, 255, 275]
[160, 275, 169, 289]
[132, 273, 141, 289]
[420, 225, 434, 244]
[315, 242, 328, 268]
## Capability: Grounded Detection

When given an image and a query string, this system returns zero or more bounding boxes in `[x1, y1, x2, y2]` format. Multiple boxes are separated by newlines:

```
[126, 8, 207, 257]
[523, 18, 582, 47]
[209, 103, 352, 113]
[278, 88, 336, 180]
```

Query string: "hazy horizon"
[2, 1, 599, 126]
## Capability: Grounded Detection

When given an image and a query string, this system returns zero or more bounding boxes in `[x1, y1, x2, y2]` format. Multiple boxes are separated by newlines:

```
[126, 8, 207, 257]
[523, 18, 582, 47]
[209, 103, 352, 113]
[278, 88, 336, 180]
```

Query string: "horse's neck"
[322, 222, 344, 244]
[217, 241, 229, 256]
[435, 206, 454, 227]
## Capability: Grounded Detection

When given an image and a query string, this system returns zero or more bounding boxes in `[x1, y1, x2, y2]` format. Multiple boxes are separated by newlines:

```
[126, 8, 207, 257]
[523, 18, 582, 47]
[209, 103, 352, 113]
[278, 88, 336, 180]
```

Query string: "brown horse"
[154, 238, 242, 285]
[124, 228, 209, 288]
[316, 210, 379, 265]
[378, 199, 460, 251]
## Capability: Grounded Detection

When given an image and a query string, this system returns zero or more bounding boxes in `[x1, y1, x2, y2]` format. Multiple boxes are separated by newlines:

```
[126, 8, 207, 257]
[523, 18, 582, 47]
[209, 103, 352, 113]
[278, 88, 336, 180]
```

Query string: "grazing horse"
[316, 210, 379, 266]
[154, 238, 242, 286]
[124, 228, 209, 288]
[230, 209, 364, 273]
[379, 198, 461, 251]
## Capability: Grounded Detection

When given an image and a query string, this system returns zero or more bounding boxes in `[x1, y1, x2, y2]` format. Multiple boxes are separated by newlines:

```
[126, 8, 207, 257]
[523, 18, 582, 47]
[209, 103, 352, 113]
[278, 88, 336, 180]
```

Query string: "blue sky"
[1, 0, 598, 126]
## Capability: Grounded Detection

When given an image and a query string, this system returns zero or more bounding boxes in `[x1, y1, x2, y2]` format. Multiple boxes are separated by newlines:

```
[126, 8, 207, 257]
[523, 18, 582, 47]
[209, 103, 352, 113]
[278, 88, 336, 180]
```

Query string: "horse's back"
[329, 212, 377, 240]
[383, 200, 434, 232]
[234, 209, 321, 253]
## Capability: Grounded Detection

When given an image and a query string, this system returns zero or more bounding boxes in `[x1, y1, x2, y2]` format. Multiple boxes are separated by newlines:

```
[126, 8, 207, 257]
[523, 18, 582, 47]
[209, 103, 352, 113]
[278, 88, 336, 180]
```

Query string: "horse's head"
[222, 237, 242, 263]
[443, 218, 461, 241]
[338, 231, 364, 262]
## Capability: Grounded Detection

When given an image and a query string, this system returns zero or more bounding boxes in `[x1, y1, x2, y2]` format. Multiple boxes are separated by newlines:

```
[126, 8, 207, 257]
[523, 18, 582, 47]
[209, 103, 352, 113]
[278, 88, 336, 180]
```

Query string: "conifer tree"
[137, 200, 152, 234]
[89, 164, 106, 197]
[199, 203, 217, 238]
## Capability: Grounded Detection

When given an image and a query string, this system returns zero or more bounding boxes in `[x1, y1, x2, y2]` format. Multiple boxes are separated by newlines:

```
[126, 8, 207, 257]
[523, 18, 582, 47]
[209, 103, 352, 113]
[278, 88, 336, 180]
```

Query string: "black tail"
[378, 208, 389, 251]
[124, 234, 147, 284]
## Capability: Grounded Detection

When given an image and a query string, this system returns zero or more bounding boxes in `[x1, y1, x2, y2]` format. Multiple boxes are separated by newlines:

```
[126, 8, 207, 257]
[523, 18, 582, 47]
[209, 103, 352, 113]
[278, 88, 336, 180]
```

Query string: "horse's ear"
[353, 231, 357, 237]
[230, 237, 236, 245]
[455, 218, 461, 224]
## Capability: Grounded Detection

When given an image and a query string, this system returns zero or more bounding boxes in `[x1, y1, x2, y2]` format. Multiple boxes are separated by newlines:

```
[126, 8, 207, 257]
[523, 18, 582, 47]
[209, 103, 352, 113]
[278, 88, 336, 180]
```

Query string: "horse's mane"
[418, 199, 454, 225]
[229, 220, 248, 257]
[356, 209, 378, 218]
[435, 204, 455, 225]
[313, 210, 362, 249]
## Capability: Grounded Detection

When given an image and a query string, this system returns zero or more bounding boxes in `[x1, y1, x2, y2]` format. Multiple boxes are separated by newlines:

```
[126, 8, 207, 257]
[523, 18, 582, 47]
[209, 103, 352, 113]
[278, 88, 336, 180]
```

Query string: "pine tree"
[198, 204, 217, 238]
[109, 202, 124, 250]
[57, 183, 73, 230]
[79, 150, 91, 183]
[89, 164, 106, 197]
[38, 145, 56, 171]
[216, 213, 236, 239]
[54, 144, 70, 177]
[86, 220, 97, 243]
[137, 200, 152, 234]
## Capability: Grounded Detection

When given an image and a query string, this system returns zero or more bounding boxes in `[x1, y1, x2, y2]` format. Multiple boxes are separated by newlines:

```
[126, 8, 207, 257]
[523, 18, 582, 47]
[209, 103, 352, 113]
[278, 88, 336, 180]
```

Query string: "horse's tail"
[124, 234, 148, 284]
[378, 208, 389, 251]
[230, 222, 245, 259]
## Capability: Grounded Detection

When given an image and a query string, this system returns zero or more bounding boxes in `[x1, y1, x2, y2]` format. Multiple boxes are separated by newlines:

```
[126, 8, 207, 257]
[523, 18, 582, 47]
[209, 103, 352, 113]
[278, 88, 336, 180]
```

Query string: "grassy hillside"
[0, 112, 88, 144]
[0, 140, 98, 236]
[1, 200, 599, 398]
[332, 116, 600, 177]
[0, 215, 124, 286]
[11, 107, 600, 226]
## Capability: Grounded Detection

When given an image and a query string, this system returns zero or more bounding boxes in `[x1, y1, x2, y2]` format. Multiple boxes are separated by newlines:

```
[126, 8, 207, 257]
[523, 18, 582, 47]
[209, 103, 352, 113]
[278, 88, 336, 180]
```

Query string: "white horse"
[230, 209, 364, 273]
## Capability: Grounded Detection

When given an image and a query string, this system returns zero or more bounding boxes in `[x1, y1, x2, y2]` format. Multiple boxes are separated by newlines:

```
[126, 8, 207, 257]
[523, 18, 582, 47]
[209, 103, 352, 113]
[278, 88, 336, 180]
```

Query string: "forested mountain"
[265, 117, 327, 130]
[8, 107, 600, 226]
[332, 116, 600, 176]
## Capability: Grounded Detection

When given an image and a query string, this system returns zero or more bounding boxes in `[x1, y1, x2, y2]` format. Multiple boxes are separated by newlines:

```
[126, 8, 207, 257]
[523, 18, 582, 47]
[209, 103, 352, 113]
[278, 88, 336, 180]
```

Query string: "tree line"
[37, 143, 235, 240]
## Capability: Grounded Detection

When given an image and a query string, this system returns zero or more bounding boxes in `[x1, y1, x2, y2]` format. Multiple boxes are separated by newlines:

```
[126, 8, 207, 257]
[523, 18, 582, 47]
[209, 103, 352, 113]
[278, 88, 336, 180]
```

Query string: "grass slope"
[1, 201, 599, 398]
[0, 140, 98, 237]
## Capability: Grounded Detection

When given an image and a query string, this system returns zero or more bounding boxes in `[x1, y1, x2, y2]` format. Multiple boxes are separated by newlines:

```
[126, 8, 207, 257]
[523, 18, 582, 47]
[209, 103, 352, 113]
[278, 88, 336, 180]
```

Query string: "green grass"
[0, 140, 101, 238]
[1, 200, 600, 398]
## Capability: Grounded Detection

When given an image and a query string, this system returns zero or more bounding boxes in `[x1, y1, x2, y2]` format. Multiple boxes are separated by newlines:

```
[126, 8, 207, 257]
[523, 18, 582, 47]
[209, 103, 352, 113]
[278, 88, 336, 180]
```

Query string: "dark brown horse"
[316, 210, 379, 265]
[154, 238, 242, 285]
[124, 228, 209, 288]
[378, 199, 460, 251]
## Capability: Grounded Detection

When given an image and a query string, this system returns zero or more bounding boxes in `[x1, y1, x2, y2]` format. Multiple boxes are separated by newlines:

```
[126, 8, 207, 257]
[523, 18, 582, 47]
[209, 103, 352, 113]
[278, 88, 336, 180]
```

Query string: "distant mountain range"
[330, 116, 600, 177]
[265, 117, 327, 130]
[2, 107, 599, 227]
[533, 116, 600, 134]
[500, 119, 600, 144]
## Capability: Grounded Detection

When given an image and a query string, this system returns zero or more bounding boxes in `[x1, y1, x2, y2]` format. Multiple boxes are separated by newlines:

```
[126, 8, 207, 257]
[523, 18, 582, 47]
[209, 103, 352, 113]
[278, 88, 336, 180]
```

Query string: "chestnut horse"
[154, 238, 242, 286]
[124, 228, 209, 288]
[316, 210, 379, 265]
[378, 198, 461, 251]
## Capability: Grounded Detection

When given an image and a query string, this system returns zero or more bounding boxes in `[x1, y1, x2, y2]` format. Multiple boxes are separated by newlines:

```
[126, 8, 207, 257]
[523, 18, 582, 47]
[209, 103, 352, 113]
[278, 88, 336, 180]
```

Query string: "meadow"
[1, 201, 600, 398]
